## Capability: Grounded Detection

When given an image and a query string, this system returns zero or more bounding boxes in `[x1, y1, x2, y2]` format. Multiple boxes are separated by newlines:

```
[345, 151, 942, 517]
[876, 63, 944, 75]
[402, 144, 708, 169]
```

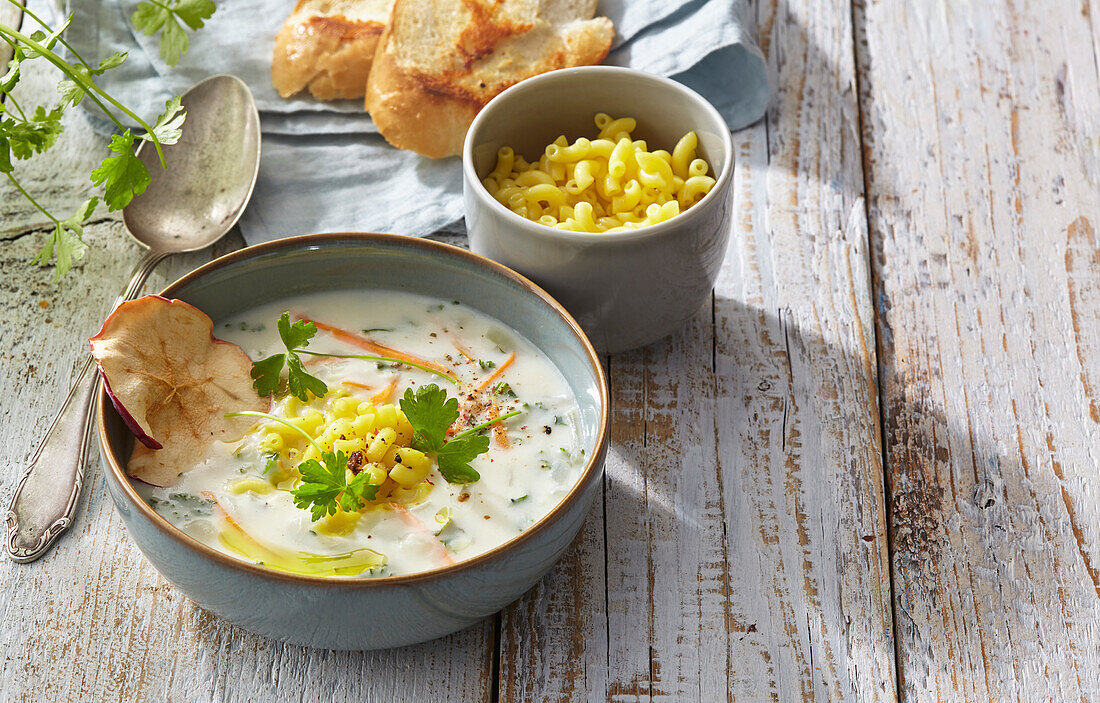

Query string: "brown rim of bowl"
[96, 232, 610, 587]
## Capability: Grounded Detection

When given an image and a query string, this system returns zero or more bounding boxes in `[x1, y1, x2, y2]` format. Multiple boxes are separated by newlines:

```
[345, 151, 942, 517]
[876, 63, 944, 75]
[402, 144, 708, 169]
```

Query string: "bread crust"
[272, 2, 388, 101]
[365, 22, 483, 158]
[365, 4, 613, 158]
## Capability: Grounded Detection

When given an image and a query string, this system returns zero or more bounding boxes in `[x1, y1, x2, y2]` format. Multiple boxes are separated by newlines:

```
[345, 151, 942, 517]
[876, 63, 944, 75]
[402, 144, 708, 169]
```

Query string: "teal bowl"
[96, 233, 608, 650]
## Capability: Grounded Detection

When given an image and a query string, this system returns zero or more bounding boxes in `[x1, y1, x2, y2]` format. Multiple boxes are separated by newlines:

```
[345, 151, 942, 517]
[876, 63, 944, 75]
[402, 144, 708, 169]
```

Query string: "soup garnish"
[89, 295, 267, 486]
[93, 292, 587, 577]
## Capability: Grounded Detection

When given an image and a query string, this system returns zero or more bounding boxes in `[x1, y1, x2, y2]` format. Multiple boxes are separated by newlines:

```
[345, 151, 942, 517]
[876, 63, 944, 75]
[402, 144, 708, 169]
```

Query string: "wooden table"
[3, 0, 1099, 700]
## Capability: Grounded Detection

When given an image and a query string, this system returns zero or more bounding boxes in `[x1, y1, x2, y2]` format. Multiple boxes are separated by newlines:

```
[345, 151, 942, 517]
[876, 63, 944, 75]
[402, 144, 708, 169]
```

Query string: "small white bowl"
[463, 66, 734, 354]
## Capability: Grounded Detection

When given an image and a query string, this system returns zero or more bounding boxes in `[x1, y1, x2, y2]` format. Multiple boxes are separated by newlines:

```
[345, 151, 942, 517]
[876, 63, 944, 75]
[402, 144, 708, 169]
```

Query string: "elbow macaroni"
[484, 113, 716, 233]
[254, 387, 446, 508]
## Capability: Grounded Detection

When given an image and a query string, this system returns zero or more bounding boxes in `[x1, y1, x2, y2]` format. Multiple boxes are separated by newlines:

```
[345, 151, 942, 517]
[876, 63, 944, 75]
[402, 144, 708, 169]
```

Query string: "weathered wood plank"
[712, 0, 895, 699]
[603, 309, 728, 703]
[496, 0, 896, 700]
[854, 0, 1100, 698]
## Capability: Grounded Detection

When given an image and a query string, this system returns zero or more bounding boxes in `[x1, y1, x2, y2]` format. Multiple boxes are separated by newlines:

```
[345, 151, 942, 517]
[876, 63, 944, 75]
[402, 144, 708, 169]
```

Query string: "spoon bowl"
[125, 74, 260, 253]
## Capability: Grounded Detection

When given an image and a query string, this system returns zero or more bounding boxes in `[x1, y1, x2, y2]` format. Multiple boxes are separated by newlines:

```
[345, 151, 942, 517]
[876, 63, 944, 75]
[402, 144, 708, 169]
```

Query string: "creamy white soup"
[136, 291, 587, 577]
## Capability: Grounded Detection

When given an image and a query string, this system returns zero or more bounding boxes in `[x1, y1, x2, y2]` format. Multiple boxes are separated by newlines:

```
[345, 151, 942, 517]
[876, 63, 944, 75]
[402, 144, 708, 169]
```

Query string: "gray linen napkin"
[64, 0, 770, 240]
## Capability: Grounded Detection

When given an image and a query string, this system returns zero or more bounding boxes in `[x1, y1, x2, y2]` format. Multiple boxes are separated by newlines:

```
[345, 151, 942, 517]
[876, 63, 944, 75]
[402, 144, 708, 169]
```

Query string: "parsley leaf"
[291, 450, 379, 521]
[140, 95, 186, 145]
[399, 384, 458, 453]
[173, 0, 218, 28]
[4, 105, 64, 159]
[131, 0, 216, 66]
[57, 52, 127, 107]
[249, 313, 329, 401]
[0, 46, 26, 93]
[262, 452, 280, 475]
[89, 130, 151, 210]
[250, 353, 285, 397]
[279, 313, 319, 350]
[286, 353, 328, 402]
[292, 452, 347, 521]
[398, 383, 523, 484]
[32, 197, 97, 281]
[435, 433, 489, 483]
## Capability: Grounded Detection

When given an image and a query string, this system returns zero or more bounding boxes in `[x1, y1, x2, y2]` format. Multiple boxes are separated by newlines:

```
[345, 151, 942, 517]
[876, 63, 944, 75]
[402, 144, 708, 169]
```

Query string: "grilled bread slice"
[272, 0, 394, 101]
[365, 0, 614, 157]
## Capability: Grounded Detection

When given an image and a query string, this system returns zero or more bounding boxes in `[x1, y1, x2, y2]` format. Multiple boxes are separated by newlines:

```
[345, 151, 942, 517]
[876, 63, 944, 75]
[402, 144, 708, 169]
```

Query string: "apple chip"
[89, 295, 267, 486]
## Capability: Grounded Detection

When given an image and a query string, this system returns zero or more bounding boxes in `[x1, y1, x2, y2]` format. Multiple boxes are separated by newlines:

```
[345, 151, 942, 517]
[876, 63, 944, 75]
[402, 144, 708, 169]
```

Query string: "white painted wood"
[714, 0, 895, 699]
[496, 1, 896, 700]
[855, 0, 1100, 699]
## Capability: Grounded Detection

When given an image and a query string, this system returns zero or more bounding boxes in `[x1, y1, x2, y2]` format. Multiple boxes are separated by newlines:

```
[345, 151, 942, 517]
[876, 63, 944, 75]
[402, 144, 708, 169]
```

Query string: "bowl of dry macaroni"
[463, 66, 734, 353]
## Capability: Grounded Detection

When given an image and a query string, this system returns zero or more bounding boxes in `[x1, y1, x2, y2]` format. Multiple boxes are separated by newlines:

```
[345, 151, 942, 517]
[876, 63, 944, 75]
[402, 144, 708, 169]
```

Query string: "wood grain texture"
[495, 0, 896, 700]
[854, 0, 1100, 699]
[714, 0, 894, 699]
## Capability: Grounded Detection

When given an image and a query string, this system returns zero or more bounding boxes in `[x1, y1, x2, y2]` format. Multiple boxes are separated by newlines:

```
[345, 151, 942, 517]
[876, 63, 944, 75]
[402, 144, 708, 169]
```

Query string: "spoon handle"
[4, 356, 99, 562]
[4, 249, 168, 563]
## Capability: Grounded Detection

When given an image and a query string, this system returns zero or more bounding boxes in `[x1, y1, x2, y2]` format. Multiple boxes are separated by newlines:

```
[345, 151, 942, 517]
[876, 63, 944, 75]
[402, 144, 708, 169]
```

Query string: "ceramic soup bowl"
[97, 233, 608, 650]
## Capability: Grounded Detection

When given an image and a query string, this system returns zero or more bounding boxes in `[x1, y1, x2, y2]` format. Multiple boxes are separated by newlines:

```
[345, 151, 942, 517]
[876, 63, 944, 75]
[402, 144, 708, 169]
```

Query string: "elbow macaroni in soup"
[136, 291, 588, 578]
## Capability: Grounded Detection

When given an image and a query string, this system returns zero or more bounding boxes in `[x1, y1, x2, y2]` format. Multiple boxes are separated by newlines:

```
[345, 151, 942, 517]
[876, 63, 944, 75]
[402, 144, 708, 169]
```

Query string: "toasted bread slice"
[365, 0, 614, 158]
[272, 0, 394, 101]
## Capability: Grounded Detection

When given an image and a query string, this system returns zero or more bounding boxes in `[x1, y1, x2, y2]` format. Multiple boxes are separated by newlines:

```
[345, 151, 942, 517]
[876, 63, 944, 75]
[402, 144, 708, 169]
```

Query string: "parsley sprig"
[250, 312, 458, 401]
[131, 0, 215, 67]
[228, 384, 522, 520]
[226, 411, 378, 521]
[0, 0, 212, 280]
[251, 313, 329, 402]
[400, 384, 522, 483]
[294, 450, 378, 521]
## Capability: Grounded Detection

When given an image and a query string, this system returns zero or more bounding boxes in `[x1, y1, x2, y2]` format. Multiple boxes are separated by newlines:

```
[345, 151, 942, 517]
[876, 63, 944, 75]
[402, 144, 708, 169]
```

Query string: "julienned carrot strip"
[475, 351, 516, 392]
[488, 398, 510, 449]
[300, 317, 458, 381]
[370, 377, 399, 405]
[453, 341, 475, 361]
[341, 380, 373, 391]
[303, 356, 338, 367]
[388, 502, 455, 566]
[204, 492, 245, 531]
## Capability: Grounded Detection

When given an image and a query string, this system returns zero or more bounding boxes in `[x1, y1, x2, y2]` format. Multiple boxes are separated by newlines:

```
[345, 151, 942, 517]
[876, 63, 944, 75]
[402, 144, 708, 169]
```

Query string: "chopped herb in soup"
[118, 291, 587, 577]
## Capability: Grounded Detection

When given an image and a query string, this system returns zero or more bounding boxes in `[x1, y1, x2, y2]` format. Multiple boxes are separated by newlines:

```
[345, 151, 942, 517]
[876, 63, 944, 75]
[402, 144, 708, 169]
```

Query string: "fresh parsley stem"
[2, 0, 95, 72]
[449, 409, 523, 442]
[297, 350, 459, 385]
[3, 89, 28, 121]
[0, 24, 129, 138]
[5, 172, 59, 224]
[0, 24, 167, 168]
[225, 411, 325, 456]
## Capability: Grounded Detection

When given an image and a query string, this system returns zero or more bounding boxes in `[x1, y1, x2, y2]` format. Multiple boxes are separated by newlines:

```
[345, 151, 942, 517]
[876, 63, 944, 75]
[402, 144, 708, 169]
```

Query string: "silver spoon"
[4, 74, 260, 563]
